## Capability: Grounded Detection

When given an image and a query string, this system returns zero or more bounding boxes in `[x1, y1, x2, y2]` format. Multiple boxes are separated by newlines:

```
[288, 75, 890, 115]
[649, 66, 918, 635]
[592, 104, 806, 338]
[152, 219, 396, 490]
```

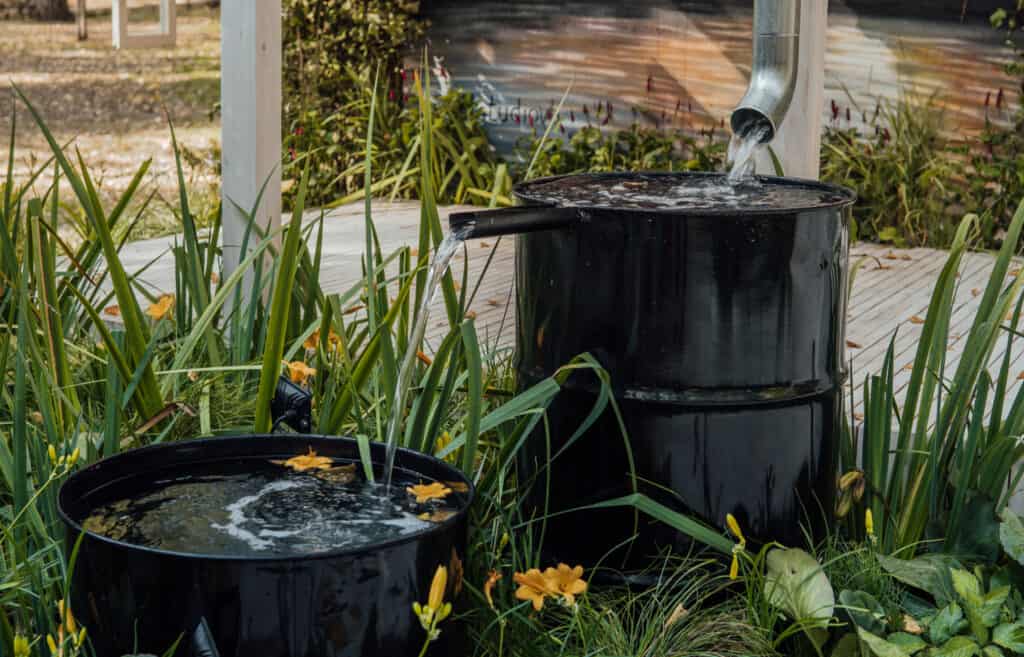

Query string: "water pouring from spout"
[382, 227, 471, 489]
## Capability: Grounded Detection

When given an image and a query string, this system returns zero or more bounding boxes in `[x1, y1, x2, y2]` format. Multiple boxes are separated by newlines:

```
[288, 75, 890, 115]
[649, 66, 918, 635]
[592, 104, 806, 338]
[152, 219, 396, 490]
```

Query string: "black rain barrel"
[450, 172, 855, 568]
[57, 435, 472, 657]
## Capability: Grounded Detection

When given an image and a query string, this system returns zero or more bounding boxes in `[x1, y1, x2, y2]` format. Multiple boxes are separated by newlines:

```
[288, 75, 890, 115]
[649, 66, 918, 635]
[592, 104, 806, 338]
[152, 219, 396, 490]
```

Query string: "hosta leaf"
[764, 547, 836, 624]
[878, 553, 961, 605]
[993, 622, 1024, 653]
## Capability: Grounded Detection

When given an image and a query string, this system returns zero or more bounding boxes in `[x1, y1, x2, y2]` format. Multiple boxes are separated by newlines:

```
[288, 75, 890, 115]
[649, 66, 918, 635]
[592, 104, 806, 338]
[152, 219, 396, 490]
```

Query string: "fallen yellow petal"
[407, 481, 453, 504]
[276, 447, 334, 472]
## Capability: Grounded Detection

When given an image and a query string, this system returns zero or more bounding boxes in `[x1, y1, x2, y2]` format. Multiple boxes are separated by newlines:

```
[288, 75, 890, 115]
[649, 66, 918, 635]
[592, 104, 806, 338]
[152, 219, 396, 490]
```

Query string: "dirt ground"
[0, 1, 221, 237]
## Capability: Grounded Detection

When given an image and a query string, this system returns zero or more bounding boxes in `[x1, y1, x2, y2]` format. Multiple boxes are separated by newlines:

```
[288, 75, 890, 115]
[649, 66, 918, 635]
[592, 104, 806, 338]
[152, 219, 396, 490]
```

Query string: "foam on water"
[80, 459, 461, 557]
[518, 173, 850, 212]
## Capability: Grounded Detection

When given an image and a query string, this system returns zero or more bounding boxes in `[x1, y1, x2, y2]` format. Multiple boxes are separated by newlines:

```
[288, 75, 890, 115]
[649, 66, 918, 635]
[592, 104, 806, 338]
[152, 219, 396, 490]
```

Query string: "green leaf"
[930, 602, 968, 645]
[946, 494, 1001, 563]
[983, 645, 1006, 657]
[993, 622, 1024, 653]
[765, 547, 836, 624]
[932, 636, 981, 657]
[1000, 507, 1024, 566]
[886, 633, 927, 654]
[840, 589, 888, 634]
[878, 553, 962, 605]
[858, 627, 912, 657]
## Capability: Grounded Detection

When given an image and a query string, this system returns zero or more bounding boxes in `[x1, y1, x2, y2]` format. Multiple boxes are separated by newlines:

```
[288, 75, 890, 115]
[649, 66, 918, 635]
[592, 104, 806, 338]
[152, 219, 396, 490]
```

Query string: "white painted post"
[220, 0, 282, 280]
[757, 0, 828, 180]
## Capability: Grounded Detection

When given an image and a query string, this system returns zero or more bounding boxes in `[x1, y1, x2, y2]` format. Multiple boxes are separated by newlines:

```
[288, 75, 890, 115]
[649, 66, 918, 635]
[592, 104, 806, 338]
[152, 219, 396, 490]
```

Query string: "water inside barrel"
[79, 458, 464, 557]
[518, 173, 851, 212]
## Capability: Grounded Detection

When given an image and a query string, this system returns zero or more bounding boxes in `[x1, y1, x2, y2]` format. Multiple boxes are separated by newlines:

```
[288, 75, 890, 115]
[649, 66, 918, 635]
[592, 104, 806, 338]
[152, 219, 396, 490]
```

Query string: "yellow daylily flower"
[407, 481, 453, 504]
[284, 360, 316, 385]
[513, 568, 558, 611]
[545, 563, 587, 607]
[145, 294, 175, 320]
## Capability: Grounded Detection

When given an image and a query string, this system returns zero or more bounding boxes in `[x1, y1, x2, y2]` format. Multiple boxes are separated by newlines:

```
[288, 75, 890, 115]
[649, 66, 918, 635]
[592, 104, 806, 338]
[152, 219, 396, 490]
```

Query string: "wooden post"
[757, 0, 828, 180]
[220, 0, 282, 280]
[77, 0, 87, 41]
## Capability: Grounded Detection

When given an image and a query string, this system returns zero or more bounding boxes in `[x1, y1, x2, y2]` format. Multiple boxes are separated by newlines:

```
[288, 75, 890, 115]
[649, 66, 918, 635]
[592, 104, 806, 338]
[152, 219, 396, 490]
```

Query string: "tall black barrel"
[452, 172, 855, 568]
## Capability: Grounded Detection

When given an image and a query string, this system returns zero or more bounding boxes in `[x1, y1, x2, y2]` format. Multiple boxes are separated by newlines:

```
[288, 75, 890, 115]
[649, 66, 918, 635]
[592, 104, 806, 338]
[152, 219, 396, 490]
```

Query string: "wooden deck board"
[110, 201, 1022, 416]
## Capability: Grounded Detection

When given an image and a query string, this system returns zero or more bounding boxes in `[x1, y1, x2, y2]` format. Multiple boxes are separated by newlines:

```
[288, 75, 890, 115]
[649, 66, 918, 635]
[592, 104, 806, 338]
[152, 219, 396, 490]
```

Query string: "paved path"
[115, 201, 1024, 415]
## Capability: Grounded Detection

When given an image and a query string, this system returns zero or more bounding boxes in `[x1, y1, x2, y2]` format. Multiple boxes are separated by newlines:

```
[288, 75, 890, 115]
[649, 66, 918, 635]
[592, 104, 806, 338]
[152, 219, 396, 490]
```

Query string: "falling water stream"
[382, 227, 471, 489]
[726, 123, 771, 182]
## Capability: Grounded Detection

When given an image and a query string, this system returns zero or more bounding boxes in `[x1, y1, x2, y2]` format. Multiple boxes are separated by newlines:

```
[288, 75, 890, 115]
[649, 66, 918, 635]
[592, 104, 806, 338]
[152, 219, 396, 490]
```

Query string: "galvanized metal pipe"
[731, 0, 801, 143]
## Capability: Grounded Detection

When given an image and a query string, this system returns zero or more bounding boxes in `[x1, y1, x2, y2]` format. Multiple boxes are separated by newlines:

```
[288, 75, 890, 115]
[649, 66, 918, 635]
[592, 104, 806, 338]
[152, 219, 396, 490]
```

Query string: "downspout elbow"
[730, 0, 801, 143]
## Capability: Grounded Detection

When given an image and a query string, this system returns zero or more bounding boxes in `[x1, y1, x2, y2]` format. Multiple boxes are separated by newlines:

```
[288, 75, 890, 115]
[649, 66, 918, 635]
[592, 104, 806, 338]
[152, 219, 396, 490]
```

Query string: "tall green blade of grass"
[13, 85, 164, 420]
[254, 164, 310, 433]
[11, 256, 30, 552]
[169, 120, 222, 365]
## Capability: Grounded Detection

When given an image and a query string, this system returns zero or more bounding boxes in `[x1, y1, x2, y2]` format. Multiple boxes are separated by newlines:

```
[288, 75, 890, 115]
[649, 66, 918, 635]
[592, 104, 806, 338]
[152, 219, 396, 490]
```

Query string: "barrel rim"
[57, 434, 474, 563]
[512, 171, 857, 216]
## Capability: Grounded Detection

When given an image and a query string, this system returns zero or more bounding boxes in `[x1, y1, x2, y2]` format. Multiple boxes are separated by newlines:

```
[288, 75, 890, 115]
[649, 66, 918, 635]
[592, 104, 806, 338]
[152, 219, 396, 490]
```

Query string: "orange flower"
[483, 570, 502, 609]
[276, 447, 333, 472]
[304, 328, 341, 351]
[545, 563, 587, 606]
[407, 482, 452, 504]
[284, 360, 316, 385]
[103, 305, 121, 317]
[513, 568, 558, 611]
[145, 294, 174, 320]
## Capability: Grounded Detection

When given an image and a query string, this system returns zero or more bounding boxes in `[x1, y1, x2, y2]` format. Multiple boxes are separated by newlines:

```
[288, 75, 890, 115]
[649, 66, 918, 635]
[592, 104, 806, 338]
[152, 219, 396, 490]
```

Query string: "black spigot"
[270, 375, 312, 433]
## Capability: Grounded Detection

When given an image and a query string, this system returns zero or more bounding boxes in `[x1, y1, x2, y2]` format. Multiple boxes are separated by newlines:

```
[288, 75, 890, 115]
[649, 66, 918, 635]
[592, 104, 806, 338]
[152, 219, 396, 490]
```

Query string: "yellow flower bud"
[865, 509, 875, 538]
[48, 444, 57, 465]
[46, 634, 58, 655]
[13, 635, 30, 657]
[726, 513, 746, 547]
[729, 553, 740, 580]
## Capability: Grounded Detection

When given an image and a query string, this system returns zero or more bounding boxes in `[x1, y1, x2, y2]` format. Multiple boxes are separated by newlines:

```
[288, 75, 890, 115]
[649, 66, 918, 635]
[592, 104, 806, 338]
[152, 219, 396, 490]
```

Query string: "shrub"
[517, 123, 727, 179]
[820, 95, 962, 247]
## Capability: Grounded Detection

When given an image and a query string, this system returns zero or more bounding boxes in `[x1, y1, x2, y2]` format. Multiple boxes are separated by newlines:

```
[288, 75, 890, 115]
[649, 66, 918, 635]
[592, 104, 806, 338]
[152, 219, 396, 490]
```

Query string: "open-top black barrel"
[58, 435, 473, 657]
[451, 172, 855, 568]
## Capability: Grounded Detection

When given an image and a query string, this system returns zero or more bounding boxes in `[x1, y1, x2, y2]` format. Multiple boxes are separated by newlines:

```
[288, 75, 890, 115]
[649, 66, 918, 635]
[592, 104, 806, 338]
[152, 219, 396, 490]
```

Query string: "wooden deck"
[115, 201, 1024, 414]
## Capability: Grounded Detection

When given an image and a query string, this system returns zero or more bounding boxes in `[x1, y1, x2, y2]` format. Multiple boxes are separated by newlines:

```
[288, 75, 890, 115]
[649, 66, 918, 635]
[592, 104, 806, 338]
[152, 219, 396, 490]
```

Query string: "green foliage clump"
[518, 123, 727, 179]
[820, 95, 962, 248]
[282, 0, 424, 116]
